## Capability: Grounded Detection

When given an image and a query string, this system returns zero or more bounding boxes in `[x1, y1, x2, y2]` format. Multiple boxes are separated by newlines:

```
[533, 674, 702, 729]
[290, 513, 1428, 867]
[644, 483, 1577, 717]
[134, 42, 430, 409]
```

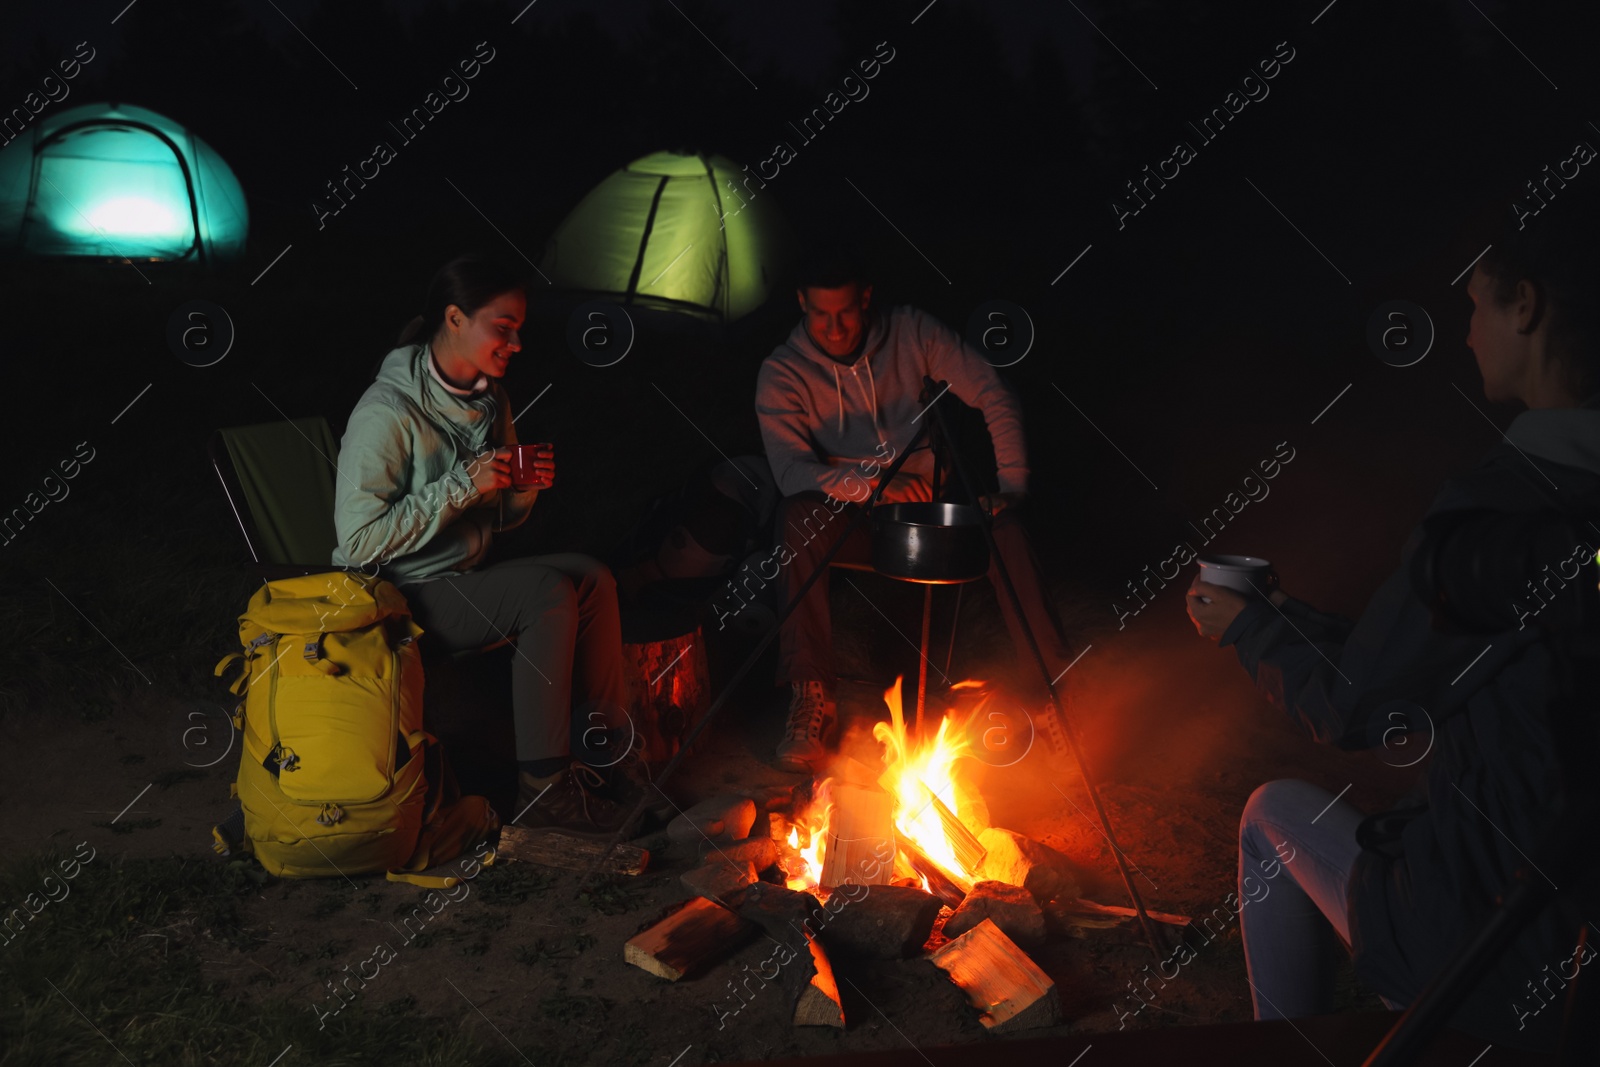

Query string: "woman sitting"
[332, 253, 635, 837]
[1187, 186, 1600, 1052]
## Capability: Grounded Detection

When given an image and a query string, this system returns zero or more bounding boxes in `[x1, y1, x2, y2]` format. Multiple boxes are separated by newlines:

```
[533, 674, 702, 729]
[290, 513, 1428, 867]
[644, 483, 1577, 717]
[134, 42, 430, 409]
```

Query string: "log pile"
[618, 779, 1182, 1036]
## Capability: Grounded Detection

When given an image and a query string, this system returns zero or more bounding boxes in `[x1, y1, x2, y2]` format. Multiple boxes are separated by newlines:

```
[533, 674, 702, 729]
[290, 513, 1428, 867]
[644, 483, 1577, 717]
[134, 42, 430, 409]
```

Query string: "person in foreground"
[755, 245, 1074, 772]
[1186, 190, 1600, 1051]
[332, 253, 637, 838]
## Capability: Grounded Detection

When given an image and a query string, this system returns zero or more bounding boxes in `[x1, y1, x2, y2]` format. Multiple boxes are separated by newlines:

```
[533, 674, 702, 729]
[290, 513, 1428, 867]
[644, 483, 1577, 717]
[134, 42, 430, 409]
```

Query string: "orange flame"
[774, 678, 1015, 896]
[781, 779, 834, 892]
[872, 677, 987, 890]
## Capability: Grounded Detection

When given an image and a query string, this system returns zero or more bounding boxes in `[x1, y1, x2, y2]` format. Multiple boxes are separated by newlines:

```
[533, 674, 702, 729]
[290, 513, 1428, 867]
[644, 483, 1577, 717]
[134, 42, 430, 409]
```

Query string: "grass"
[0, 845, 530, 1066]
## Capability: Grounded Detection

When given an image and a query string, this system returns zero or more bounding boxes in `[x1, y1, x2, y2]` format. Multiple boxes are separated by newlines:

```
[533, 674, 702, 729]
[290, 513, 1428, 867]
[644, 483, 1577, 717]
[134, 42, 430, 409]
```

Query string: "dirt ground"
[0, 559, 1418, 1065]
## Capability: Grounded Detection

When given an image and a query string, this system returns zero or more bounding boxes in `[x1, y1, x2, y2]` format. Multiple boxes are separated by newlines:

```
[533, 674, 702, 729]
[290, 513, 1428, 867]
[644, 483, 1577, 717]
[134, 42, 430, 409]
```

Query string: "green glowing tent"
[0, 101, 247, 262]
[539, 150, 791, 322]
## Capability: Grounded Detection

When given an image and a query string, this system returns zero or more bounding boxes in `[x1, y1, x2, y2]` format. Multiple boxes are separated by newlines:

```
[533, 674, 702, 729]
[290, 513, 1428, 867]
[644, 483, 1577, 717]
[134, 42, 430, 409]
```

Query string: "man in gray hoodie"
[755, 248, 1073, 771]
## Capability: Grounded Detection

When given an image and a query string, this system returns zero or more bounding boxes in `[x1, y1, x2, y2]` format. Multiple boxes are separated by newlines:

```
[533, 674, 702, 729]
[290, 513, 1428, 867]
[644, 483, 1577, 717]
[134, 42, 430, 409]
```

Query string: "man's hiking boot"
[775, 679, 835, 773]
[512, 763, 630, 838]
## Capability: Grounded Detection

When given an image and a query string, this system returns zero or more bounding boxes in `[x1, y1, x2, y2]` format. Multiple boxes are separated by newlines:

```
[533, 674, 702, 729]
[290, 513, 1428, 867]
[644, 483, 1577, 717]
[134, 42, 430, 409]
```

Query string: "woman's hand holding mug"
[467, 447, 513, 495]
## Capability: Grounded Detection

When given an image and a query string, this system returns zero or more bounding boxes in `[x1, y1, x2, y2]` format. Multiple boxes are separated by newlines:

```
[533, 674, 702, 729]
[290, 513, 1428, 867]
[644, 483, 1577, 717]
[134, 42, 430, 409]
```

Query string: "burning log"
[820, 784, 897, 889]
[975, 828, 1081, 904]
[896, 833, 967, 909]
[496, 826, 648, 876]
[922, 788, 987, 879]
[943, 880, 1047, 950]
[624, 897, 756, 981]
[735, 882, 846, 1028]
[929, 917, 1062, 1033]
[819, 884, 944, 959]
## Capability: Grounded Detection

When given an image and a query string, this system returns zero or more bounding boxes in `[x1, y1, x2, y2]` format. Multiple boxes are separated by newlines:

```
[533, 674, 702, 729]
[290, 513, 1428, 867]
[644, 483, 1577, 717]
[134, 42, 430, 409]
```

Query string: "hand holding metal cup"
[1186, 554, 1283, 641]
[1193, 554, 1279, 602]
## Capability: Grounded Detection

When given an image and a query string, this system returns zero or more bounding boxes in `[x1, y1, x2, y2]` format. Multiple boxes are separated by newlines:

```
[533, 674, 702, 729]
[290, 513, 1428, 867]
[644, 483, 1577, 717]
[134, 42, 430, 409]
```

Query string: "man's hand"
[977, 491, 1025, 515]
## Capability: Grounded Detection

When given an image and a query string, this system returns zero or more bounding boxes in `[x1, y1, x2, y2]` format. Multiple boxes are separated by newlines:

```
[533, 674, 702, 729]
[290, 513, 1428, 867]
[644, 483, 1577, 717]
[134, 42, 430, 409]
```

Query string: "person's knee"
[569, 554, 617, 599]
[1240, 779, 1316, 853]
[517, 565, 577, 619]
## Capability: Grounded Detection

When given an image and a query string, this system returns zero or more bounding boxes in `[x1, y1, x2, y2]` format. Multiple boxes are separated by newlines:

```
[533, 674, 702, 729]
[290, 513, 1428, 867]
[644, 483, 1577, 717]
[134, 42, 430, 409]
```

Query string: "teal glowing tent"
[539, 150, 791, 322]
[0, 102, 247, 262]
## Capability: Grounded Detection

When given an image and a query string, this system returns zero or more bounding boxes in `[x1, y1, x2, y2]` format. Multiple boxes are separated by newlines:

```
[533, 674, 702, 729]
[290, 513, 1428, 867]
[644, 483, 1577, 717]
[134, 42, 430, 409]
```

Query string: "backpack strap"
[384, 732, 502, 887]
[301, 632, 342, 676]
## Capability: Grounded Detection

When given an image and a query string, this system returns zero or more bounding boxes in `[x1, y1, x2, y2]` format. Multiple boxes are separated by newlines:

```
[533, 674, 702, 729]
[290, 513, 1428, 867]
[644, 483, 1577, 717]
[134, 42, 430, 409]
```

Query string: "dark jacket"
[1221, 395, 1600, 1051]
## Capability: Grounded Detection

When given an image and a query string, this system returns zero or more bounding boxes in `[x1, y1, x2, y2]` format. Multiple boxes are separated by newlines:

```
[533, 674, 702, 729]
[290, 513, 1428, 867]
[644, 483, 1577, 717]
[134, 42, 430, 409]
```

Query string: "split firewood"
[924, 790, 987, 877]
[874, 770, 988, 876]
[943, 880, 1046, 949]
[895, 833, 967, 908]
[624, 897, 757, 981]
[830, 755, 884, 790]
[735, 882, 846, 1028]
[667, 795, 757, 844]
[496, 826, 648, 876]
[976, 828, 1081, 903]
[681, 859, 757, 907]
[819, 884, 943, 959]
[929, 917, 1062, 1033]
[820, 784, 897, 889]
[697, 835, 781, 871]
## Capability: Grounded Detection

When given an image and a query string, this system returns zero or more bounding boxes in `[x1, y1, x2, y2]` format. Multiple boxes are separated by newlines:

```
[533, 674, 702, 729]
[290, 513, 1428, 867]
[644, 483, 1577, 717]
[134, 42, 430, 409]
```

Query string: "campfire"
[775, 676, 997, 902]
[492, 672, 1195, 1035]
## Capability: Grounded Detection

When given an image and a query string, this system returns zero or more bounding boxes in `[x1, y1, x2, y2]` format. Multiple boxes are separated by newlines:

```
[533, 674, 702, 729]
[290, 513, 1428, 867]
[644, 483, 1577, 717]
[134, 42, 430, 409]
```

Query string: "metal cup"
[1195, 553, 1278, 600]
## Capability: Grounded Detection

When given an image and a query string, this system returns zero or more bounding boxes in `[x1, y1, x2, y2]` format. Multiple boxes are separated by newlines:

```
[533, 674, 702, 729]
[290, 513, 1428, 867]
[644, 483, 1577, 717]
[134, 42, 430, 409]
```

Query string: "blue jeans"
[1238, 778, 1403, 1019]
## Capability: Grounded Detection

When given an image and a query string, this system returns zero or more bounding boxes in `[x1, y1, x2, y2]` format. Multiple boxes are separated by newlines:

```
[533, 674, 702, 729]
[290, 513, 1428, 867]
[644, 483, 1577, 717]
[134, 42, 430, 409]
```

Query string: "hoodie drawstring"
[832, 361, 883, 441]
[864, 359, 882, 442]
[833, 366, 844, 435]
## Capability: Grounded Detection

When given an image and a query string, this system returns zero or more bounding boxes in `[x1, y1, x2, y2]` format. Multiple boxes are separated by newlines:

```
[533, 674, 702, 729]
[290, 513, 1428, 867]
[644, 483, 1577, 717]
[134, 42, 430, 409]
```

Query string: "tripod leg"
[944, 582, 964, 679]
[917, 583, 933, 732]
[924, 381, 1167, 962]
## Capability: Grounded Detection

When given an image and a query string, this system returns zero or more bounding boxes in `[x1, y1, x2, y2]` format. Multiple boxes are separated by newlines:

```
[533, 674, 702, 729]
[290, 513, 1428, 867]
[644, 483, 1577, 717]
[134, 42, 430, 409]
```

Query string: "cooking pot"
[870, 502, 990, 583]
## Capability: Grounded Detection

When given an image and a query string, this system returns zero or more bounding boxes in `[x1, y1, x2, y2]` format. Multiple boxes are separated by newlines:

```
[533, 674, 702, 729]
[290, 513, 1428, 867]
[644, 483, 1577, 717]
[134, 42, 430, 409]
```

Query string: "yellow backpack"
[214, 571, 499, 886]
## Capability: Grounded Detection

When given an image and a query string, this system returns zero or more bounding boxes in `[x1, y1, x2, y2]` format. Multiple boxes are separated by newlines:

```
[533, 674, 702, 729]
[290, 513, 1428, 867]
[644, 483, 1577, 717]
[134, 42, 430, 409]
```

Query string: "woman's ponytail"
[397, 314, 427, 347]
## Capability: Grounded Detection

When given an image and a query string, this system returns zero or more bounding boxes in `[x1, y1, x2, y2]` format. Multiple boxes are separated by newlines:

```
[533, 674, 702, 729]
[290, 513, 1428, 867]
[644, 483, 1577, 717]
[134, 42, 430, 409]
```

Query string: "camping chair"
[208, 417, 511, 667]
[208, 415, 521, 669]
[209, 416, 345, 581]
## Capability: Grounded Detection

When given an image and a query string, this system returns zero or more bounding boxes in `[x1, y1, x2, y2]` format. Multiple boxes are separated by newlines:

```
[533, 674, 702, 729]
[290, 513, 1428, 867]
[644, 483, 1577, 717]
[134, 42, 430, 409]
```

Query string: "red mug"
[510, 443, 554, 489]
